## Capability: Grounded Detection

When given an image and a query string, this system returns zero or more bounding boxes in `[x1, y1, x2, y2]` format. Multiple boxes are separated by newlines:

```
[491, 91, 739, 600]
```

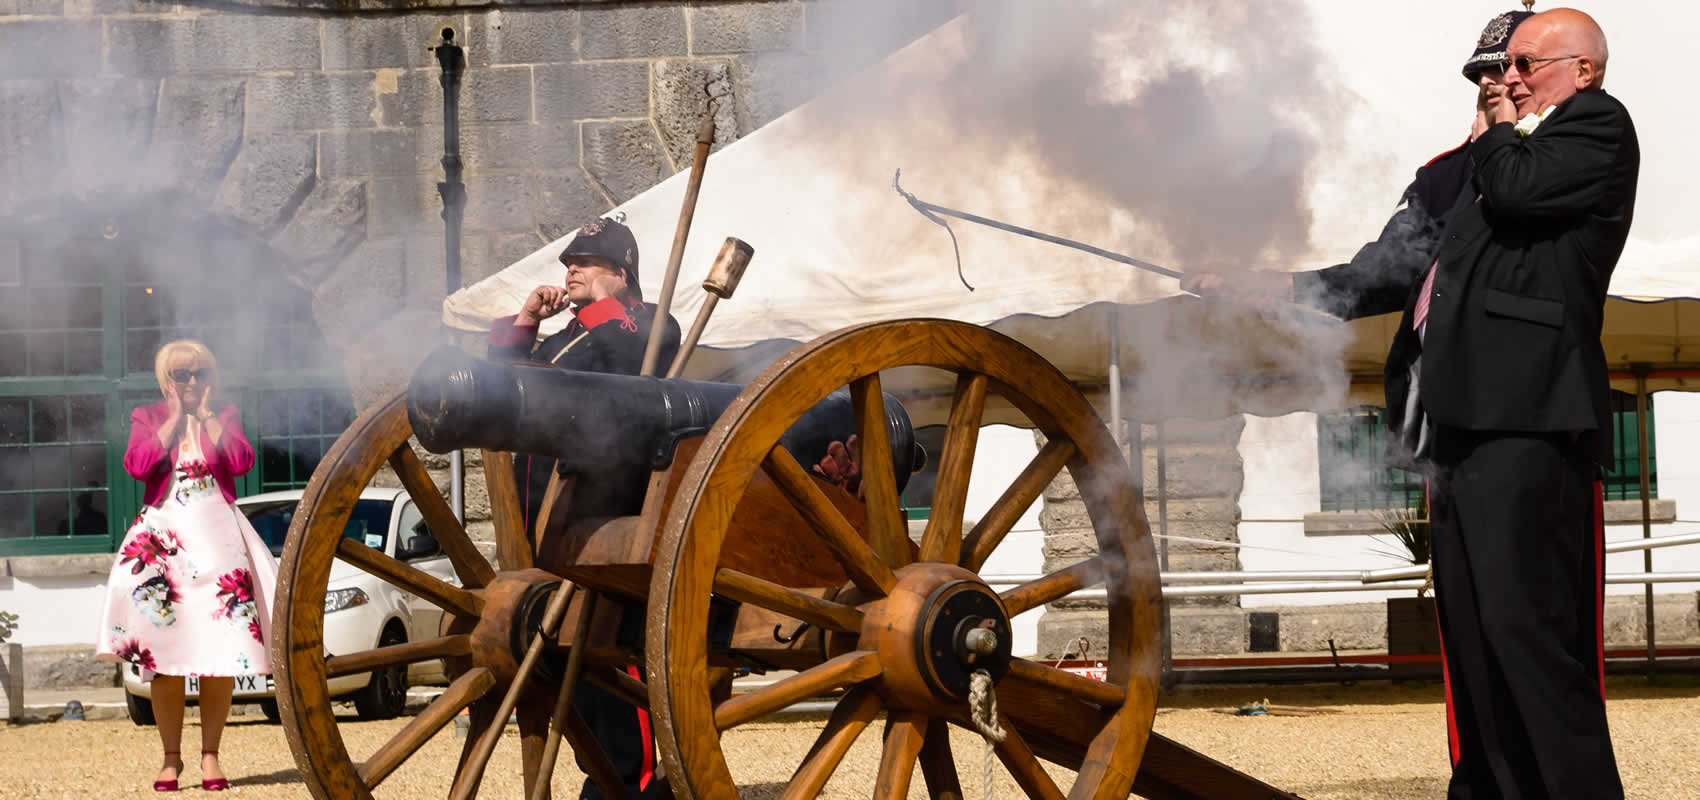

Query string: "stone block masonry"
[0, 1, 963, 552]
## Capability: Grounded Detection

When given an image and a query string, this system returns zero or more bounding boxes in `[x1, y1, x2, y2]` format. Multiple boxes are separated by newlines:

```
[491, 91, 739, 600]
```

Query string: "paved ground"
[4, 678, 1699, 798]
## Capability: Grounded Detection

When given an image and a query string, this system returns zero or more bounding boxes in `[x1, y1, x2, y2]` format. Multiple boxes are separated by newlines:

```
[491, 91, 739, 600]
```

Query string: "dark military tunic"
[487, 293, 681, 800]
[488, 294, 682, 531]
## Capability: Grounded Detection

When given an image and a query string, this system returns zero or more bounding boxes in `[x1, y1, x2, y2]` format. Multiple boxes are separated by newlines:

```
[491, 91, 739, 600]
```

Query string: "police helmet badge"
[1460, 6, 1536, 83]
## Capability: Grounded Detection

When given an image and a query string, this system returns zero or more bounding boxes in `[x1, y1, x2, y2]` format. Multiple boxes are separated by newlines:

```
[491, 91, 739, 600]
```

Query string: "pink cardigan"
[123, 401, 255, 506]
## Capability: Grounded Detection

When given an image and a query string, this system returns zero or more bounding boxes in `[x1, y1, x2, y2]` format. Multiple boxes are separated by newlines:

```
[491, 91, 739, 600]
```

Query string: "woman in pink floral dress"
[96, 340, 279, 792]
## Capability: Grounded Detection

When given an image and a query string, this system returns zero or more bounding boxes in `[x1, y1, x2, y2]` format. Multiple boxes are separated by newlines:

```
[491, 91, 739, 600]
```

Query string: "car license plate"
[185, 675, 268, 697]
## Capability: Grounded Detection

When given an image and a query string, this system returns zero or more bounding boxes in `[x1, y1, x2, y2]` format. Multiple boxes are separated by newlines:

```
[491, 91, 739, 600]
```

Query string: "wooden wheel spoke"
[1004, 657, 1126, 709]
[712, 567, 864, 634]
[714, 650, 881, 731]
[388, 444, 496, 588]
[763, 444, 897, 596]
[1000, 557, 1106, 618]
[452, 585, 579, 800]
[482, 449, 532, 571]
[851, 372, 910, 568]
[874, 710, 929, 800]
[326, 633, 472, 679]
[530, 589, 600, 800]
[918, 718, 965, 800]
[993, 719, 1067, 800]
[335, 537, 483, 619]
[780, 686, 881, 800]
[586, 666, 649, 710]
[962, 437, 1075, 571]
[920, 372, 988, 565]
[357, 666, 495, 788]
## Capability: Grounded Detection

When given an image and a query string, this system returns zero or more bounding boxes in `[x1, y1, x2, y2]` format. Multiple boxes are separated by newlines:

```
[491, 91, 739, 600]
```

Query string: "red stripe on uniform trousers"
[629, 665, 655, 791]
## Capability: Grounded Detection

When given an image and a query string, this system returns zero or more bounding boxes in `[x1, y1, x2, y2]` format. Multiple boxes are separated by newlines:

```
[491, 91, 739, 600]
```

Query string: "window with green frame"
[1317, 393, 1657, 512]
[0, 202, 350, 557]
[1603, 391, 1656, 501]
[1317, 407, 1425, 512]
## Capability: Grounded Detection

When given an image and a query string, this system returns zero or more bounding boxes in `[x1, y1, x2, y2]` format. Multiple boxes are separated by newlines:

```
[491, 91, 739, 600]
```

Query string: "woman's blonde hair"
[153, 339, 219, 401]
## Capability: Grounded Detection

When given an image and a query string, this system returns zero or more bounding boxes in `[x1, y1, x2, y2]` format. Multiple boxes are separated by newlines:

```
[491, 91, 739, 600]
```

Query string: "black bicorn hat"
[558, 213, 641, 287]
[1461, 8, 1536, 82]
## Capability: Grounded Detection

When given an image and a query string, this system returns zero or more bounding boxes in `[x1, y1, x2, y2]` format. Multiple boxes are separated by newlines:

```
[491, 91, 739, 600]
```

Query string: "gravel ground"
[3, 678, 1697, 799]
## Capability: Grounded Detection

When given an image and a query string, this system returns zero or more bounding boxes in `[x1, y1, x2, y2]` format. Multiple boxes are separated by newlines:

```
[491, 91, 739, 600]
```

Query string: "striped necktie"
[1412, 260, 1438, 338]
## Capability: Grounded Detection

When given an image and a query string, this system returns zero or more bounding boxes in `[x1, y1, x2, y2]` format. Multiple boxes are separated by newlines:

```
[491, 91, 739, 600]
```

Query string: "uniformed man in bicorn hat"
[487, 213, 681, 799]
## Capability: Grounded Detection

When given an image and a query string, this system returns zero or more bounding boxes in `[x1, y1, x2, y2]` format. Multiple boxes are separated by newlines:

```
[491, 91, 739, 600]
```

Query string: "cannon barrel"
[407, 347, 923, 489]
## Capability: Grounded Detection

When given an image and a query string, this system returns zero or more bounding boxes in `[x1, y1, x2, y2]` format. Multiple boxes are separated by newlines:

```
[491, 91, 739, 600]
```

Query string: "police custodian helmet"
[1461, 7, 1536, 83]
[559, 214, 641, 298]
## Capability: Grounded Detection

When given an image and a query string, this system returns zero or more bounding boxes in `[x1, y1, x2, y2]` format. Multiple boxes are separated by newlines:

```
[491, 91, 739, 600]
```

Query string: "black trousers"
[574, 601, 670, 800]
[1428, 431, 1622, 799]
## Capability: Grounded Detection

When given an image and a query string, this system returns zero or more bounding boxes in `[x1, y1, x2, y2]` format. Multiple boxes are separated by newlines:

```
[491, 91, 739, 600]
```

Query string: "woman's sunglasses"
[170, 368, 213, 384]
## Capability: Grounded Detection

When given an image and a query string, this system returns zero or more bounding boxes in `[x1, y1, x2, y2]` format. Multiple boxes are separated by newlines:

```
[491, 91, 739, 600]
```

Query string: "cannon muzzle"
[407, 347, 924, 490]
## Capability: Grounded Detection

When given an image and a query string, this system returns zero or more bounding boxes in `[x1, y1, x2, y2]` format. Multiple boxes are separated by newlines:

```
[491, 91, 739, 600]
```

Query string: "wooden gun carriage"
[272, 319, 1302, 800]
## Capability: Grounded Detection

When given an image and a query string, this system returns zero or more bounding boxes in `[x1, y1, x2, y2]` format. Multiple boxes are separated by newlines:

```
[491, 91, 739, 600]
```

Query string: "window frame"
[0, 236, 347, 558]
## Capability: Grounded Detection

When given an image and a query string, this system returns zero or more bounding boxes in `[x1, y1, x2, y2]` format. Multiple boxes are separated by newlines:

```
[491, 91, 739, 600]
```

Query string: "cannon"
[272, 319, 1302, 800]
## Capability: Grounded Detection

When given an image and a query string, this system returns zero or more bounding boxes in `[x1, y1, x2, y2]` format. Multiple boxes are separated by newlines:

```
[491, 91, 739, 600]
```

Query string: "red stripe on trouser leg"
[629, 666, 655, 791]
[1437, 611, 1461, 767]
[1594, 481, 1606, 695]
[1426, 481, 1461, 766]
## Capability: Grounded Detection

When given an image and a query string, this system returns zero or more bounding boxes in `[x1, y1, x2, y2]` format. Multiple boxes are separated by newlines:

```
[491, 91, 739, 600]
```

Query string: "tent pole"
[1109, 307, 1123, 451]
[1157, 420, 1173, 688]
[1635, 365, 1654, 678]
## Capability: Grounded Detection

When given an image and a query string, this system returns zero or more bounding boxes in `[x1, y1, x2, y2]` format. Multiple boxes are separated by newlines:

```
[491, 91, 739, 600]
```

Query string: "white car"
[124, 487, 458, 724]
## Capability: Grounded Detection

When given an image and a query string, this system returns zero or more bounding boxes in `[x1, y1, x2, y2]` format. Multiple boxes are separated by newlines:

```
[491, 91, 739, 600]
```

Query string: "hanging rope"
[967, 669, 1007, 743]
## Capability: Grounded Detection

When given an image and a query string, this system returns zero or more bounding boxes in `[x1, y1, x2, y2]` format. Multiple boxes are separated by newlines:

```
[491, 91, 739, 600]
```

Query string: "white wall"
[1610, 391, 1700, 596]
[1236, 413, 1412, 609]
[1232, 394, 1700, 609]
[0, 574, 109, 648]
[962, 425, 1046, 657]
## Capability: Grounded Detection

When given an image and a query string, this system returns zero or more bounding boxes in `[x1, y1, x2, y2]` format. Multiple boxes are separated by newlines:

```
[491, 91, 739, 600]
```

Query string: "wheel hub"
[863, 564, 1013, 709]
[915, 580, 1014, 699]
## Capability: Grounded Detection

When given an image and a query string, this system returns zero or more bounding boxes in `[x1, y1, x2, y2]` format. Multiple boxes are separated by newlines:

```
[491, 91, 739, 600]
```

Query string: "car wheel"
[259, 698, 282, 723]
[126, 691, 156, 727]
[352, 626, 408, 721]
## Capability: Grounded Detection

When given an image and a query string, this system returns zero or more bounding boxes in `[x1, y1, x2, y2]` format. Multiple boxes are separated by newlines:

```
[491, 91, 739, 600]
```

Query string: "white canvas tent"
[444, 1, 1700, 428]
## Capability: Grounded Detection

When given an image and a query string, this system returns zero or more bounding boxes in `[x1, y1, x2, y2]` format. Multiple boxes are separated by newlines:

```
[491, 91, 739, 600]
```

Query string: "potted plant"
[0, 610, 20, 722]
[1373, 509, 1441, 678]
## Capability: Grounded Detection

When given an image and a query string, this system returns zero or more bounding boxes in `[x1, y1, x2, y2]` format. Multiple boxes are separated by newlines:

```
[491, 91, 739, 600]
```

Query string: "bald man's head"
[1503, 8, 1610, 116]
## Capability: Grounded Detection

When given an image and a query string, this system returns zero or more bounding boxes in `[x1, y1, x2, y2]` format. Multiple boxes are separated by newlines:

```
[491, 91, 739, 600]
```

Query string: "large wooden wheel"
[272, 393, 627, 800]
[648, 319, 1164, 800]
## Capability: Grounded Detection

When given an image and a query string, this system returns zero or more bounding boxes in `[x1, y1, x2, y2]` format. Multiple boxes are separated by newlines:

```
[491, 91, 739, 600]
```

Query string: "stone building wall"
[1035, 417, 1247, 659]
[0, 0, 960, 542]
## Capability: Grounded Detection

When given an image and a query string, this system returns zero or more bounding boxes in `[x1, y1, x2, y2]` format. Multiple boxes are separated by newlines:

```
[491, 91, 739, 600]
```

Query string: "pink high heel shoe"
[153, 751, 182, 792]
[200, 750, 228, 791]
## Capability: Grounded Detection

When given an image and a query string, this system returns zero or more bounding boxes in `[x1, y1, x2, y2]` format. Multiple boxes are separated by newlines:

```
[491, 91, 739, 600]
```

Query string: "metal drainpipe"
[1634, 364, 1654, 677]
[436, 27, 467, 522]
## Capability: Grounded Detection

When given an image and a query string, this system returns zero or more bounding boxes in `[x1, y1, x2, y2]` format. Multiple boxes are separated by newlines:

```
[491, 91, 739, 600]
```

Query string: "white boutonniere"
[1514, 105, 1556, 137]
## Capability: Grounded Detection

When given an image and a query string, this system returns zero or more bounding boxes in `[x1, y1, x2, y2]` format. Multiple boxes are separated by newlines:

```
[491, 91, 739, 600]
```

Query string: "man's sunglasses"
[170, 368, 213, 384]
[1501, 54, 1581, 74]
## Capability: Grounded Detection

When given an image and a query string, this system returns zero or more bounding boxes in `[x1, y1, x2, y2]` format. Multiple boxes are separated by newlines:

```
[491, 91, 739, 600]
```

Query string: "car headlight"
[324, 587, 370, 614]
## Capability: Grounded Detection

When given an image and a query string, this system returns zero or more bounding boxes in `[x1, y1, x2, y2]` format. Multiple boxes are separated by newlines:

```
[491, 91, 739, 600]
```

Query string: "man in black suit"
[1186, 8, 1636, 798]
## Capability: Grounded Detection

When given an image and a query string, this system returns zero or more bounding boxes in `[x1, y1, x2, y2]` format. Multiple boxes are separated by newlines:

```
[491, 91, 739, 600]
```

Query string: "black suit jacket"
[1297, 90, 1640, 464]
